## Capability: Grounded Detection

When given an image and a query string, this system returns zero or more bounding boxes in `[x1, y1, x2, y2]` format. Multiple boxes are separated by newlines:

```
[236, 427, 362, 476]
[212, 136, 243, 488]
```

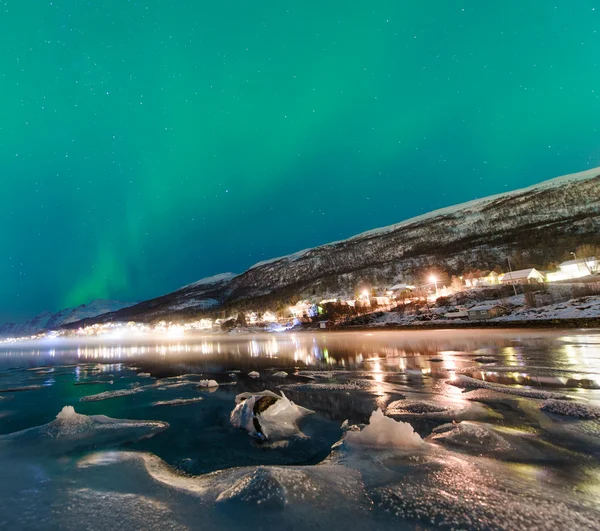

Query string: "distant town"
[2, 251, 599, 345]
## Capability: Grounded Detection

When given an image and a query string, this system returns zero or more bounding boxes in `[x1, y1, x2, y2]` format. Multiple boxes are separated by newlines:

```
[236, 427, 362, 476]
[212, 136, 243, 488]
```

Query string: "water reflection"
[1, 331, 600, 396]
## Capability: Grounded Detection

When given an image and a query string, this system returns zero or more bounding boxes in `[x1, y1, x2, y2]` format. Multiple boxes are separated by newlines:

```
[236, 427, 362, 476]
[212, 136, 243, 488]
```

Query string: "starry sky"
[1, 1, 600, 322]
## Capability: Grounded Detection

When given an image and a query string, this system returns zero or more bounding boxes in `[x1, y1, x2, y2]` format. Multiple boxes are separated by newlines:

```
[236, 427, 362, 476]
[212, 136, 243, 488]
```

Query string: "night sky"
[2, 1, 600, 321]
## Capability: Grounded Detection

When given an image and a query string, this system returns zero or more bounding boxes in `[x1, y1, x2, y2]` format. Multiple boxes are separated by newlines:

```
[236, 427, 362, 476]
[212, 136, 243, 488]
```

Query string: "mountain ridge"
[0, 299, 137, 338]
[62, 165, 600, 327]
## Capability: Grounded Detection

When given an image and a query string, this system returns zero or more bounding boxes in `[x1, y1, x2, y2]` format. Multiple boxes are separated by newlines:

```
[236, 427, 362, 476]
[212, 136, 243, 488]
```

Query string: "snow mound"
[80, 388, 145, 402]
[247, 371, 260, 378]
[230, 391, 313, 441]
[198, 379, 219, 388]
[540, 399, 600, 420]
[152, 398, 204, 407]
[344, 409, 423, 449]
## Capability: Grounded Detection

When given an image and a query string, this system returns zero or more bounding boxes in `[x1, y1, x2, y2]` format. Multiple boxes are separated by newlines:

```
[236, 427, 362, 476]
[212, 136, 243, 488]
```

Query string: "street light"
[429, 275, 438, 297]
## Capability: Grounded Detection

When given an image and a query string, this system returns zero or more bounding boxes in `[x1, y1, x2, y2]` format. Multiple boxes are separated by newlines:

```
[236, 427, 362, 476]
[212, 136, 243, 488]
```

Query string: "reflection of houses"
[547, 257, 597, 282]
[499, 268, 545, 285]
[468, 305, 508, 320]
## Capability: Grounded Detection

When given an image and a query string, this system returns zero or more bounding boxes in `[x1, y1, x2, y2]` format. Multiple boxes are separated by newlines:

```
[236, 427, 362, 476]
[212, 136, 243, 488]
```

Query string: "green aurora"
[1, 1, 600, 320]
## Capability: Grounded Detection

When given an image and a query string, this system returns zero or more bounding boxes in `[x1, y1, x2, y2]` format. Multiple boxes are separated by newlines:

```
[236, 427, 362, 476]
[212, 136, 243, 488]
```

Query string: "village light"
[429, 275, 438, 297]
[362, 289, 369, 299]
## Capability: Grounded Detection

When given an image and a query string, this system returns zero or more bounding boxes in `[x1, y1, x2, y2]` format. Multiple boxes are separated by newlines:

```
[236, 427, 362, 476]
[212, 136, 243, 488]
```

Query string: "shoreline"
[327, 317, 600, 332]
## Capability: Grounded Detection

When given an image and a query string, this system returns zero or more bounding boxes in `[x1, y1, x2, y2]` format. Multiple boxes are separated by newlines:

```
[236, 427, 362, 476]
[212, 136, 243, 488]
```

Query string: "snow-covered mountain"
[0, 300, 137, 337]
[67, 166, 600, 326]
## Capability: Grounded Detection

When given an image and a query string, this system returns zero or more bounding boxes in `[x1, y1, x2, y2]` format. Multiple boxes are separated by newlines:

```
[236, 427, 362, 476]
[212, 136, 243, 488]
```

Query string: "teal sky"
[1, 1, 600, 321]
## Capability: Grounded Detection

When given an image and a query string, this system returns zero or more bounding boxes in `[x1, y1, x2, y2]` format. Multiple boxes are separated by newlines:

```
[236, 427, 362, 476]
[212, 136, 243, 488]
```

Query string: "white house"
[499, 268, 545, 285]
[559, 257, 597, 278]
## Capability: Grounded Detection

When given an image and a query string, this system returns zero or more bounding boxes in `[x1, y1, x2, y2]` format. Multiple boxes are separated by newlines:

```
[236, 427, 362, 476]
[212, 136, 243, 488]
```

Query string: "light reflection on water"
[1, 330, 600, 392]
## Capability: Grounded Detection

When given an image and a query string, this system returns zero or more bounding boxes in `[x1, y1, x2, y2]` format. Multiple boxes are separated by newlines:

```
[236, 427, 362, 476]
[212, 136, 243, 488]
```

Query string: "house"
[465, 271, 500, 288]
[388, 283, 415, 297]
[289, 300, 315, 319]
[499, 268, 545, 285]
[444, 306, 469, 319]
[468, 305, 508, 320]
[557, 257, 597, 279]
[373, 296, 391, 306]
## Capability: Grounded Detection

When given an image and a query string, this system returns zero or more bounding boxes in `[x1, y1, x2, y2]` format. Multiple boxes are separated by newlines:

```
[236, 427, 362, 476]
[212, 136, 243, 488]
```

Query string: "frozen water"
[271, 371, 288, 378]
[1, 329, 600, 529]
[247, 371, 260, 378]
[344, 409, 424, 449]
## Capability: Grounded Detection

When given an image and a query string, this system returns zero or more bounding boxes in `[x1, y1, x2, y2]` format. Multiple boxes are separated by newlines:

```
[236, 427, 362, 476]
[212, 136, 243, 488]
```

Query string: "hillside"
[66, 167, 600, 326]
[0, 299, 137, 337]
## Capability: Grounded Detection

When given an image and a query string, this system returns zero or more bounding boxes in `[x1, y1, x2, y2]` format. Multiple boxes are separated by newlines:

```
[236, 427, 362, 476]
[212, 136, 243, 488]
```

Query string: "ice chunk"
[271, 371, 288, 378]
[540, 399, 600, 420]
[197, 379, 219, 388]
[247, 371, 260, 378]
[230, 391, 313, 441]
[344, 409, 423, 449]
[152, 397, 204, 407]
[80, 388, 144, 402]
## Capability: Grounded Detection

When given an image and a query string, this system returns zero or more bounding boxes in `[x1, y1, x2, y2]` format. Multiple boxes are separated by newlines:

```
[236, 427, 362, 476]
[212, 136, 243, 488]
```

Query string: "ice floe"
[152, 397, 204, 407]
[450, 374, 571, 400]
[0, 406, 168, 455]
[80, 388, 145, 402]
[0, 385, 45, 393]
[247, 371, 260, 378]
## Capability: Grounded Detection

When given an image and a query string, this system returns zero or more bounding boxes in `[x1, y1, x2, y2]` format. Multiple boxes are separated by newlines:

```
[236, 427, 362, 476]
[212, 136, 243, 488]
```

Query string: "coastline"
[327, 317, 600, 332]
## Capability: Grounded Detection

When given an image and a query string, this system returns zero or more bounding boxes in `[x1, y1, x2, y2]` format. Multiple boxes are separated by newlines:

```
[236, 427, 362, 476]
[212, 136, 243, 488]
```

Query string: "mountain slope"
[0, 300, 137, 337]
[67, 166, 600, 326]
